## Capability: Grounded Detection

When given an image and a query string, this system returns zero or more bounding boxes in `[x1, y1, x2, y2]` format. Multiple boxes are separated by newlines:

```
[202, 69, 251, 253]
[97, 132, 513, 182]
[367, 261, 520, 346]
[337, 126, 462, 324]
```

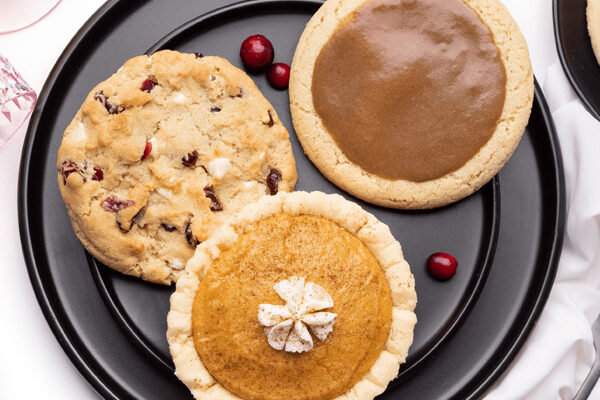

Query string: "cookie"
[167, 191, 417, 400]
[589, 0, 600, 64]
[57, 50, 297, 285]
[289, 0, 533, 209]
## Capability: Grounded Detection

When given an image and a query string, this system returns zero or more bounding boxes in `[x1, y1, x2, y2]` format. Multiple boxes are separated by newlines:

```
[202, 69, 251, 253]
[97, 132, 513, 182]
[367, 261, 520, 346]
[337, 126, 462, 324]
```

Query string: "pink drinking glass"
[0, 53, 37, 150]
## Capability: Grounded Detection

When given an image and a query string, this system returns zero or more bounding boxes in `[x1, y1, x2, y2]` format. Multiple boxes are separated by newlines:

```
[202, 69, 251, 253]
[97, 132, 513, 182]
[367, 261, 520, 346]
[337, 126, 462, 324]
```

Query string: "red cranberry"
[92, 167, 104, 181]
[141, 79, 157, 92]
[61, 161, 78, 184]
[267, 63, 290, 90]
[185, 223, 199, 247]
[427, 252, 458, 280]
[182, 150, 198, 167]
[142, 141, 152, 160]
[240, 34, 274, 72]
[101, 196, 135, 213]
[93, 90, 124, 114]
[204, 186, 223, 212]
[266, 167, 282, 195]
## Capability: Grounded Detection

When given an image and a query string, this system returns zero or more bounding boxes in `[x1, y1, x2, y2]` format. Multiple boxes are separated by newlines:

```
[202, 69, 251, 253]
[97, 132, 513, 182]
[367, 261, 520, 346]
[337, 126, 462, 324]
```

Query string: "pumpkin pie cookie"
[57, 50, 297, 284]
[167, 191, 417, 400]
[589, 0, 600, 64]
[289, 0, 534, 209]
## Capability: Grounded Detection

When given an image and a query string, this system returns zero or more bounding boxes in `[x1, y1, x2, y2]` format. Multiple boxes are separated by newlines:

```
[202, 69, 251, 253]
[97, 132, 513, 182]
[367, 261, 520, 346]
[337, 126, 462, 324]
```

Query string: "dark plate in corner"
[554, 0, 600, 120]
[19, 0, 565, 399]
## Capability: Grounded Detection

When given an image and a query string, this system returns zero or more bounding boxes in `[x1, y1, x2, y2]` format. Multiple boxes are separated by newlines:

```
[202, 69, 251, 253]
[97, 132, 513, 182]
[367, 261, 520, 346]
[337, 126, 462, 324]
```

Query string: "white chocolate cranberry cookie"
[57, 50, 297, 285]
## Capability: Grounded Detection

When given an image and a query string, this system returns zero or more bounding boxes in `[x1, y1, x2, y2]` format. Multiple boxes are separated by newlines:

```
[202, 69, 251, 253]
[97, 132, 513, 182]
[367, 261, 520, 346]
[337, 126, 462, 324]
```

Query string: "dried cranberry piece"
[266, 168, 282, 195]
[182, 150, 198, 167]
[61, 161, 78, 185]
[204, 186, 223, 212]
[101, 196, 135, 213]
[161, 223, 177, 232]
[265, 110, 274, 127]
[195, 53, 204, 58]
[185, 223, 199, 247]
[141, 79, 157, 93]
[229, 88, 243, 99]
[94, 90, 124, 114]
[92, 167, 104, 181]
[117, 207, 144, 233]
[210, 107, 221, 113]
[142, 141, 152, 160]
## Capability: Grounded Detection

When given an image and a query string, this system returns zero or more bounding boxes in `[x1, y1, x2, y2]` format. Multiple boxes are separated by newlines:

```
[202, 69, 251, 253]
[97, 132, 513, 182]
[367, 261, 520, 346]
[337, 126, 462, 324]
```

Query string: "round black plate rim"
[87, 0, 501, 381]
[89, 255, 174, 371]
[553, 0, 600, 121]
[470, 81, 566, 399]
[17, 0, 566, 399]
[18, 1, 129, 398]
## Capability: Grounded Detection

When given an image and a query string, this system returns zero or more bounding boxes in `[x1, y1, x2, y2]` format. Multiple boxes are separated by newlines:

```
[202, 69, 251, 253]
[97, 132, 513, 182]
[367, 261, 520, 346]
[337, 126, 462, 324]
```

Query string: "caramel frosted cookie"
[57, 50, 297, 285]
[290, 0, 534, 209]
[168, 191, 417, 400]
[589, 0, 600, 64]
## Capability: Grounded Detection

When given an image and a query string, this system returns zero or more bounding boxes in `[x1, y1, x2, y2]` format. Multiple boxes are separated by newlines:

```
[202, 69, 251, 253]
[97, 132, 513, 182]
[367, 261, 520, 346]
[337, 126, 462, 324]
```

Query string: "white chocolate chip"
[173, 93, 186, 104]
[67, 122, 87, 145]
[206, 157, 231, 179]
[157, 188, 173, 199]
[243, 181, 255, 188]
[170, 259, 184, 270]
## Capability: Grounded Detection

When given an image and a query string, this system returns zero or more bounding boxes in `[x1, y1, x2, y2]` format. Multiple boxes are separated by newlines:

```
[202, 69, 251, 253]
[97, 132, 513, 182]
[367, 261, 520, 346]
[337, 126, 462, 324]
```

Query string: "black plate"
[19, 1, 565, 399]
[554, 0, 600, 120]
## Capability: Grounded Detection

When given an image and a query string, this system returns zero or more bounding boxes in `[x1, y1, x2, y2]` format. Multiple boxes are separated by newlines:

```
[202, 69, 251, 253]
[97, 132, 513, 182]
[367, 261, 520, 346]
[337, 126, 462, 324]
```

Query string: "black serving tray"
[554, 0, 600, 120]
[19, 1, 565, 399]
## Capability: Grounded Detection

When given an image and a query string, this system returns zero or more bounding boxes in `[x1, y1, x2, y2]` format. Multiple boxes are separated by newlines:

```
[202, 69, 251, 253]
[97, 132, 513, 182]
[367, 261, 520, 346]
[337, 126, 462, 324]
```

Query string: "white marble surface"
[1, 0, 599, 399]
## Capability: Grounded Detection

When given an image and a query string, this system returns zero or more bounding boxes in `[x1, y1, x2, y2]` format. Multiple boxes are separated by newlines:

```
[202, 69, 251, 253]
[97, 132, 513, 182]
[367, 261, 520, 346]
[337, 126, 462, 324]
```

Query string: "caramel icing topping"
[312, 0, 507, 182]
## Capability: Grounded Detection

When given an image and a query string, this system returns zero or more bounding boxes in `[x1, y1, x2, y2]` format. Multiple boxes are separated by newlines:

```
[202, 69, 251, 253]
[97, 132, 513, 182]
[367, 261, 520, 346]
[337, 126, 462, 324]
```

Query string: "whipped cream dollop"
[258, 276, 337, 353]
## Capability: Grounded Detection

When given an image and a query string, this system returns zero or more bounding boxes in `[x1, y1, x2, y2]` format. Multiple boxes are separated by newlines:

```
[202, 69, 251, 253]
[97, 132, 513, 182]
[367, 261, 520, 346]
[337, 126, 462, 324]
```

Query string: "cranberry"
[161, 223, 177, 232]
[61, 161, 78, 184]
[265, 110, 274, 127]
[267, 63, 290, 90]
[182, 150, 198, 167]
[229, 88, 244, 99]
[141, 79, 157, 92]
[93, 90, 124, 114]
[240, 34, 274, 72]
[210, 106, 221, 113]
[266, 167, 282, 195]
[195, 53, 204, 58]
[427, 252, 458, 280]
[101, 196, 135, 213]
[92, 167, 104, 181]
[204, 186, 223, 212]
[142, 141, 152, 160]
[185, 223, 199, 247]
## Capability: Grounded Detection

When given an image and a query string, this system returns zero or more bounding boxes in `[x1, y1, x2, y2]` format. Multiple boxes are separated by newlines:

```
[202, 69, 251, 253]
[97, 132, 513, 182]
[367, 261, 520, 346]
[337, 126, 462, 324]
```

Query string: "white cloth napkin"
[485, 1, 600, 399]
[0, 0, 599, 399]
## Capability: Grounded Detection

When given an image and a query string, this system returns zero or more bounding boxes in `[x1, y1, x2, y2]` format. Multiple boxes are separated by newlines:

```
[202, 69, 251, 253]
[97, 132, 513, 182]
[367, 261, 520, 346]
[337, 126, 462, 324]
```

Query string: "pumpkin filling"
[192, 214, 393, 400]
